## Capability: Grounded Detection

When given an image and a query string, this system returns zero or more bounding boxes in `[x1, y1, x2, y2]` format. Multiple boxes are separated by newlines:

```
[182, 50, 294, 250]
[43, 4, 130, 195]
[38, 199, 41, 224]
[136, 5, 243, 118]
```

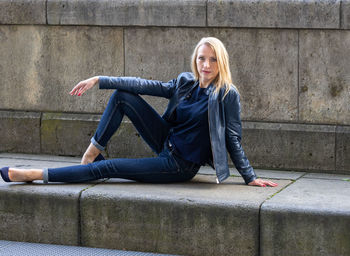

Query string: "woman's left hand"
[248, 178, 278, 187]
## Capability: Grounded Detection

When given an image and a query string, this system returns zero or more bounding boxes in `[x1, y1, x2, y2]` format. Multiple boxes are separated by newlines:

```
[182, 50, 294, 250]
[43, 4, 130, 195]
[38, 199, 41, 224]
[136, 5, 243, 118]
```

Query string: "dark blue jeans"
[45, 90, 200, 183]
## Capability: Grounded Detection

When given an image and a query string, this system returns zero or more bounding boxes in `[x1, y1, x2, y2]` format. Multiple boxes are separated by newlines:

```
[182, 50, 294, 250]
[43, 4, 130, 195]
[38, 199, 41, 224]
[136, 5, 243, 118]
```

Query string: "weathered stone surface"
[81, 175, 290, 255]
[242, 122, 336, 171]
[303, 172, 350, 180]
[125, 28, 298, 121]
[341, 0, 350, 29]
[0, 111, 41, 154]
[336, 126, 350, 173]
[0, 180, 92, 245]
[0, 0, 46, 24]
[0, 25, 122, 113]
[208, 0, 340, 29]
[47, 0, 206, 26]
[41, 113, 100, 156]
[261, 178, 350, 256]
[299, 30, 350, 125]
[107, 121, 154, 159]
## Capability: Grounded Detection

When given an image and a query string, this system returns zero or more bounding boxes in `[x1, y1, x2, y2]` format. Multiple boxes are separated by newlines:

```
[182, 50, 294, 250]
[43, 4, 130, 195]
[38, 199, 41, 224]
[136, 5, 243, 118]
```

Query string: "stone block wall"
[0, 0, 349, 173]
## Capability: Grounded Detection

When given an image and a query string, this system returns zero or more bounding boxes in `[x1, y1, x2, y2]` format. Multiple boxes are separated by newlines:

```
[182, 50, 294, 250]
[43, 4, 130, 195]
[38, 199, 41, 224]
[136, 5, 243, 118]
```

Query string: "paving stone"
[47, 0, 206, 27]
[261, 178, 350, 256]
[208, 0, 340, 29]
[303, 172, 350, 181]
[0, 111, 41, 154]
[80, 175, 290, 256]
[299, 30, 350, 125]
[0, 0, 46, 24]
[0, 25, 122, 113]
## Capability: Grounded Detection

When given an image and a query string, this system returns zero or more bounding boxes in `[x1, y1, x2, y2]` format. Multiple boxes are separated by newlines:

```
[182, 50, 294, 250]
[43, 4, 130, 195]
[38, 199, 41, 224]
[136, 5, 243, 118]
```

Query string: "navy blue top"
[169, 83, 212, 165]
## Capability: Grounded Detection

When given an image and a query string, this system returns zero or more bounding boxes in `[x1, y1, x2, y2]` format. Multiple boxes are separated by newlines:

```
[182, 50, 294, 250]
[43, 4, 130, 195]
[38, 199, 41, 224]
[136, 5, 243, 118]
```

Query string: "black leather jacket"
[99, 72, 257, 184]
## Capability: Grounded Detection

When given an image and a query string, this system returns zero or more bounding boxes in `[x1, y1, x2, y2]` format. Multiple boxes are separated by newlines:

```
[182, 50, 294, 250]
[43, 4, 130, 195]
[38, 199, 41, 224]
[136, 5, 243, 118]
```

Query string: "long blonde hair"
[191, 37, 237, 97]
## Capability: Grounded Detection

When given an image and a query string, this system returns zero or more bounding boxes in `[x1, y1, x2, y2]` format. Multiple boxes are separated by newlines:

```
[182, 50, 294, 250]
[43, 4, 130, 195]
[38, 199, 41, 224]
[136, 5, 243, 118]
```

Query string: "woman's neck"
[199, 79, 212, 88]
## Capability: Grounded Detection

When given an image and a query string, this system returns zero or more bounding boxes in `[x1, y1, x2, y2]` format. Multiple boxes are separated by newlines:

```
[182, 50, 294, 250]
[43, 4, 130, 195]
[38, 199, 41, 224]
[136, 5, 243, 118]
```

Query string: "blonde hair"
[191, 37, 237, 97]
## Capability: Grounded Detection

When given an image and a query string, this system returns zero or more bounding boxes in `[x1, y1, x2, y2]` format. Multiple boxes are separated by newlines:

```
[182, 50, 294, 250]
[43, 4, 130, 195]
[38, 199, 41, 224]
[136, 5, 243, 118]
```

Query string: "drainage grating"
[0, 240, 178, 256]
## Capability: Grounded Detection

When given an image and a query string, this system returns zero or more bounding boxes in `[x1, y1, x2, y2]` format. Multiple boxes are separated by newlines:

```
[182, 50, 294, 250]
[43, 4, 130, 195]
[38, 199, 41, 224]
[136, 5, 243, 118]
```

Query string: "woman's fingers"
[70, 76, 99, 96]
[248, 178, 278, 187]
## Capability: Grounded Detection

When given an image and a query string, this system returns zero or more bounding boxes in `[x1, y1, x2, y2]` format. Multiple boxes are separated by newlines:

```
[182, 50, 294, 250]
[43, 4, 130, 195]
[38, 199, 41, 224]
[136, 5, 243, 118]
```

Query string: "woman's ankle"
[81, 143, 101, 164]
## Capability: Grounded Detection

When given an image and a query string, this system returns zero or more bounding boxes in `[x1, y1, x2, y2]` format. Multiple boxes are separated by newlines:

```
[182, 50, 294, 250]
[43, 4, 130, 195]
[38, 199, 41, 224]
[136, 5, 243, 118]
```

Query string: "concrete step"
[1, 111, 349, 174]
[0, 153, 349, 256]
[0, 240, 177, 256]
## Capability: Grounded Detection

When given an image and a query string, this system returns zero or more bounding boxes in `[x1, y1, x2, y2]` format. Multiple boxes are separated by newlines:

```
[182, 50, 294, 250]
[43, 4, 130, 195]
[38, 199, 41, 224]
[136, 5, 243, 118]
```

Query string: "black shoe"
[0, 167, 11, 182]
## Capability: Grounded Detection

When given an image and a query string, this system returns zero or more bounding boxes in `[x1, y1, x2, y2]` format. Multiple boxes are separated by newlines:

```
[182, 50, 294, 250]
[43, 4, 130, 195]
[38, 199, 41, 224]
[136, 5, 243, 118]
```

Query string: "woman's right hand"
[70, 76, 99, 96]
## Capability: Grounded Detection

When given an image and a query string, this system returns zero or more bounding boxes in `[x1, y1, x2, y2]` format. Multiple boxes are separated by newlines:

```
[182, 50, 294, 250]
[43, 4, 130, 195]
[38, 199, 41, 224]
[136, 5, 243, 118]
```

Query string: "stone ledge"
[1, 111, 349, 173]
[336, 126, 350, 172]
[1, 154, 349, 255]
[0, 111, 41, 154]
[0, 154, 350, 256]
[242, 122, 338, 172]
[261, 177, 350, 256]
[0, 181, 94, 245]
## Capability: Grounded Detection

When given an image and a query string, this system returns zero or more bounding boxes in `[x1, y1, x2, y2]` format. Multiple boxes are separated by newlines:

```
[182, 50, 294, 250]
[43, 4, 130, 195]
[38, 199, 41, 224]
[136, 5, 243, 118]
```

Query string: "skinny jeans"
[44, 90, 200, 183]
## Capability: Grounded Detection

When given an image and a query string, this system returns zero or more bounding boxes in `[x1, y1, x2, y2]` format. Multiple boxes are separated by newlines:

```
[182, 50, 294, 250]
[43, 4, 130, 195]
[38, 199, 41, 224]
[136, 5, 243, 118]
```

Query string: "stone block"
[47, 0, 206, 26]
[125, 28, 298, 121]
[0, 181, 92, 245]
[261, 178, 350, 256]
[107, 121, 154, 159]
[0, 25, 122, 113]
[299, 30, 350, 125]
[341, 0, 350, 29]
[0, 111, 41, 154]
[80, 175, 290, 255]
[242, 122, 336, 171]
[0, 0, 46, 24]
[41, 112, 100, 156]
[208, 0, 340, 29]
[336, 126, 350, 173]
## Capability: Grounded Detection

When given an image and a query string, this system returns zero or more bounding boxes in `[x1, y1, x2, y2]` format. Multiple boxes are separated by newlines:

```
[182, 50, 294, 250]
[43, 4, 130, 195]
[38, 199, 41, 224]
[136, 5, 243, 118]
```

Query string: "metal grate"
[0, 240, 178, 256]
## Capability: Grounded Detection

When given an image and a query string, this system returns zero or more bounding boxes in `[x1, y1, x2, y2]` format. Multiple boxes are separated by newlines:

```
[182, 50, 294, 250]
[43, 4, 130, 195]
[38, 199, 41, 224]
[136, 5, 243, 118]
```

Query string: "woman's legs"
[82, 90, 170, 164]
[45, 146, 199, 184]
[3, 91, 197, 184]
[90, 90, 170, 154]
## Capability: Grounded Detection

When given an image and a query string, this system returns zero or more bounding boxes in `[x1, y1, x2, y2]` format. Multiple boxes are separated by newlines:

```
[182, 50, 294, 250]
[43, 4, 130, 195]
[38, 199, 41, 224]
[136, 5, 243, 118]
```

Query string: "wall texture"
[0, 0, 349, 174]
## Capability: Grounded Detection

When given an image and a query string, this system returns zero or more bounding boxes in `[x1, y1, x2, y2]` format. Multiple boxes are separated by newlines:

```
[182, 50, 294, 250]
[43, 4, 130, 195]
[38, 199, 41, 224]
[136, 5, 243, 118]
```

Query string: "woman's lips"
[202, 70, 211, 74]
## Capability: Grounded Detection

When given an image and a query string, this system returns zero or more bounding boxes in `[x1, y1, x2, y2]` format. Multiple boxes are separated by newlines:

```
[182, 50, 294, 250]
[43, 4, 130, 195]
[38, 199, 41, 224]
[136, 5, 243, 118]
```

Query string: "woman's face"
[196, 44, 219, 87]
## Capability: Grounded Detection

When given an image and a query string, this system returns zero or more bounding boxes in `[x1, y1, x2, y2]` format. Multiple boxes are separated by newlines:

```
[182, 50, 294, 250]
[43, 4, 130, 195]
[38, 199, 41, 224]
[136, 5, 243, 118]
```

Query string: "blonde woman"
[1, 37, 277, 187]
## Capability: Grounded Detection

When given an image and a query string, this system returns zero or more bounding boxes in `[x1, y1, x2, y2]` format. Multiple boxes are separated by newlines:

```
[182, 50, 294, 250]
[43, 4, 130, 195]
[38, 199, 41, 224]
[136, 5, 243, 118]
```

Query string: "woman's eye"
[198, 56, 205, 61]
[210, 58, 217, 62]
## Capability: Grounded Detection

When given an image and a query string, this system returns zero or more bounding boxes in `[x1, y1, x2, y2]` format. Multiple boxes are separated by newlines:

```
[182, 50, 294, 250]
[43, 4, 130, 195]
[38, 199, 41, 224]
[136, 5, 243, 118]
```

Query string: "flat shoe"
[0, 167, 11, 182]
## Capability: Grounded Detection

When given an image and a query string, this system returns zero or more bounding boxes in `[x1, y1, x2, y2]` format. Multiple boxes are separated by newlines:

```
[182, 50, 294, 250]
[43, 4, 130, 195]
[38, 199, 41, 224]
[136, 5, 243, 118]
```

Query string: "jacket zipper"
[207, 93, 219, 184]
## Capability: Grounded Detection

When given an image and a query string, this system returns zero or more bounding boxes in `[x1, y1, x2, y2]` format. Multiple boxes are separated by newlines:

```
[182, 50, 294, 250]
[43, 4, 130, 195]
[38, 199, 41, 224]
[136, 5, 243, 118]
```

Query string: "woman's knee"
[111, 90, 138, 103]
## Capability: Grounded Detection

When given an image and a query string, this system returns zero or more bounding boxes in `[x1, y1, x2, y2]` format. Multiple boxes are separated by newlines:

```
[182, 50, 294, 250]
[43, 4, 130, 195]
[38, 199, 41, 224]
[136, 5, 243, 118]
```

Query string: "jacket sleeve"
[224, 87, 257, 184]
[98, 76, 177, 99]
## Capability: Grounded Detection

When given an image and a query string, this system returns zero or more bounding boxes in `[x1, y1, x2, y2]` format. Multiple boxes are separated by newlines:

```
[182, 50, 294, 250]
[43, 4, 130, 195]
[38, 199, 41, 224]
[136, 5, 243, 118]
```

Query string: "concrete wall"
[0, 0, 349, 173]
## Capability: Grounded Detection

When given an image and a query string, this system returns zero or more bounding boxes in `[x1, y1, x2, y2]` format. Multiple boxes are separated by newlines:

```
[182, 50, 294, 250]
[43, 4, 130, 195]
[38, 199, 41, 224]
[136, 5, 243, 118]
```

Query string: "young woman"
[1, 37, 277, 187]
